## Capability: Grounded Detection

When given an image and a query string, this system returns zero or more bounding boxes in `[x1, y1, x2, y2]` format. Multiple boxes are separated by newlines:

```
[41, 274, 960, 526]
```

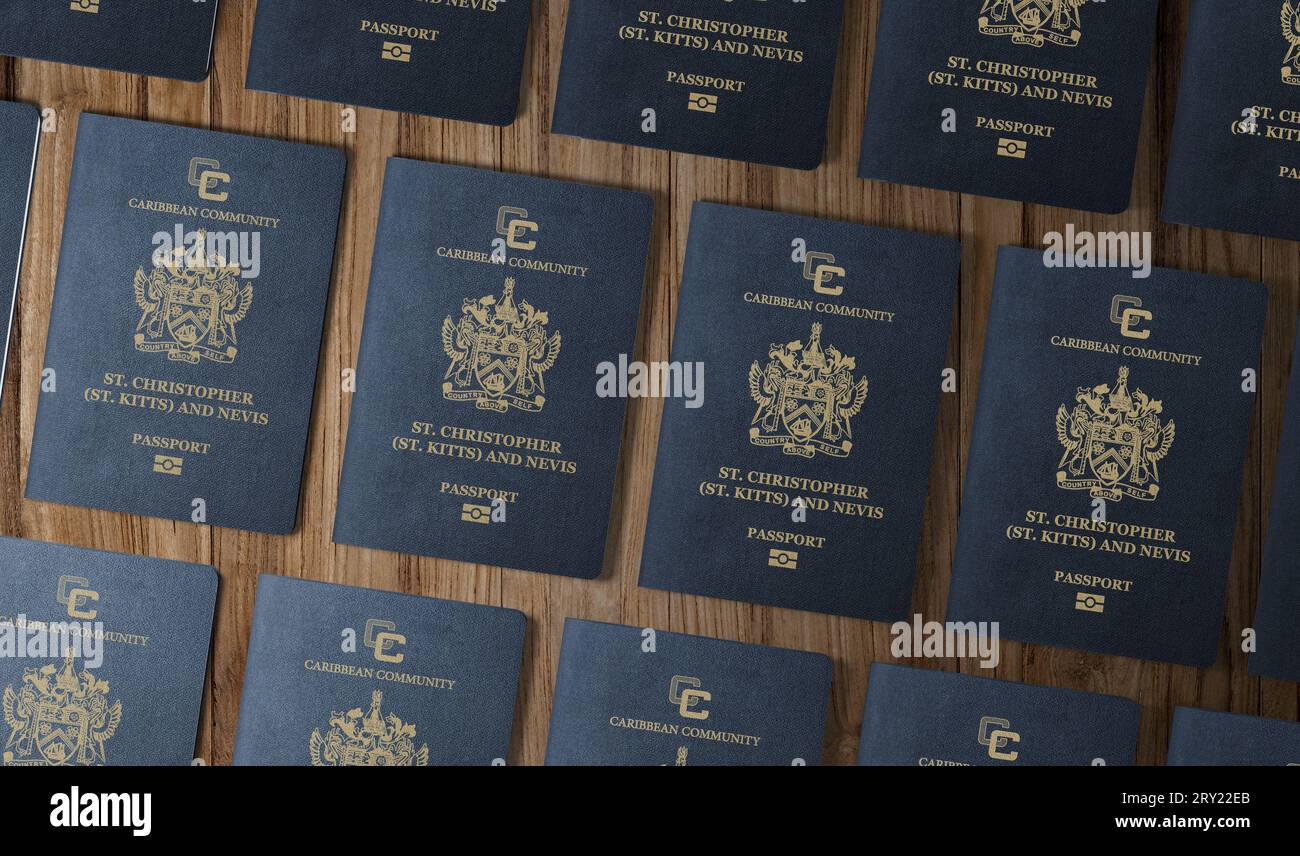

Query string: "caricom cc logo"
[56, 575, 99, 620]
[364, 619, 406, 664]
[188, 156, 231, 203]
[496, 205, 539, 251]
[978, 716, 1021, 762]
[668, 675, 712, 720]
[803, 251, 845, 296]
[1111, 294, 1152, 341]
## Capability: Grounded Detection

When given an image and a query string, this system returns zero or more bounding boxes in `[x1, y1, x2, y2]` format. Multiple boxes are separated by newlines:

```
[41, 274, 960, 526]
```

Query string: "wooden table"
[1, 0, 1295, 765]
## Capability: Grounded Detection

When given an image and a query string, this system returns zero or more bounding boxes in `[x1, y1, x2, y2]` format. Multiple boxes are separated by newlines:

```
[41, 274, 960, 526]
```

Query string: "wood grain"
[0, 0, 1294, 766]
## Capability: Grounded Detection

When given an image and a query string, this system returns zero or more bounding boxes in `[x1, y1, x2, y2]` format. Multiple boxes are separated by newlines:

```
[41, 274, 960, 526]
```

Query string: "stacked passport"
[640, 203, 957, 620]
[25, 114, 345, 534]
[0, 537, 216, 766]
[1251, 317, 1300, 683]
[546, 619, 831, 766]
[234, 576, 525, 766]
[553, 0, 846, 169]
[0, 0, 219, 81]
[0, 100, 38, 403]
[860, 0, 1159, 212]
[1163, 3, 1300, 241]
[334, 160, 652, 579]
[247, 0, 534, 125]
[948, 246, 1266, 666]
[1167, 707, 1300, 766]
[858, 664, 1140, 766]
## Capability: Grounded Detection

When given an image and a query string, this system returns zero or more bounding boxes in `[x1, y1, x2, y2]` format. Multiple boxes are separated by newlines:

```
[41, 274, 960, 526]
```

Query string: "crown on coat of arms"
[748, 322, 869, 459]
[3, 651, 122, 766]
[308, 690, 429, 767]
[1055, 366, 1176, 502]
[441, 277, 561, 413]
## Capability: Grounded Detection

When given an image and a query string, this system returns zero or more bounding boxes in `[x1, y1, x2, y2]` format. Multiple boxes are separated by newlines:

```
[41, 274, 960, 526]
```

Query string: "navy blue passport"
[1252, 316, 1300, 683]
[860, 0, 1158, 213]
[1167, 707, 1300, 766]
[333, 160, 652, 578]
[233, 575, 525, 766]
[947, 246, 1266, 667]
[246, 0, 533, 125]
[0, 536, 217, 767]
[25, 114, 345, 534]
[858, 664, 1139, 766]
[552, 0, 845, 169]
[545, 619, 831, 766]
[1163, 4, 1300, 241]
[0, 102, 40, 401]
[0, 0, 218, 82]
[639, 203, 957, 620]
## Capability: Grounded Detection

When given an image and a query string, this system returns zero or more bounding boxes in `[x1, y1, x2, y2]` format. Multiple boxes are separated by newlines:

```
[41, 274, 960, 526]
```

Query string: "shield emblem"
[473, 331, 526, 398]
[1011, 0, 1054, 32]
[164, 283, 218, 349]
[1087, 421, 1140, 488]
[35, 701, 85, 765]
[779, 378, 833, 442]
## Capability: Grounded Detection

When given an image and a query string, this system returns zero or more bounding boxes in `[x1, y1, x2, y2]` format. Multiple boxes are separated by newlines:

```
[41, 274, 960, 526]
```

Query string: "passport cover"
[947, 246, 1266, 667]
[0, 102, 40, 402]
[233, 575, 525, 766]
[1163, 4, 1300, 242]
[1164, 3, 1300, 241]
[246, 0, 533, 126]
[859, 0, 1158, 213]
[545, 618, 831, 766]
[639, 202, 958, 620]
[25, 114, 345, 534]
[1167, 707, 1300, 766]
[0, 536, 217, 766]
[333, 159, 652, 579]
[1252, 315, 1300, 682]
[551, 0, 845, 170]
[0, 0, 218, 82]
[857, 664, 1140, 766]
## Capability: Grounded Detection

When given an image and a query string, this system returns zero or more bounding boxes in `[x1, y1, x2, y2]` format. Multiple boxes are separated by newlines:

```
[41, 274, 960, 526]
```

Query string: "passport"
[0, 0, 218, 82]
[947, 246, 1266, 667]
[233, 575, 525, 766]
[545, 618, 831, 766]
[639, 202, 958, 620]
[857, 664, 1140, 766]
[333, 159, 652, 579]
[1163, 4, 1300, 242]
[859, 0, 1159, 213]
[246, 0, 533, 126]
[1252, 316, 1300, 682]
[25, 114, 345, 534]
[1167, 707, 1300, 766]
[0, 535, 217, 766]
[551, 0, 845, 170]
[0, 102, 40, 403]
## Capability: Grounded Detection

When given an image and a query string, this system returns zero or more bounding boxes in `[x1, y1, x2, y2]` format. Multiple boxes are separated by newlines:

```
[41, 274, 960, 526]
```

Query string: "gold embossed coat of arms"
[748, 322, 868, 459]
[979, 0, 1085, 48]
[1283, 1, 1300, 84]
[308, 690, 429, 766]
[442, 277, 561, 413]
[134, 239, 252, 364]
[1055, 366, 1175, 501]
[3, 653, 121, 766]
